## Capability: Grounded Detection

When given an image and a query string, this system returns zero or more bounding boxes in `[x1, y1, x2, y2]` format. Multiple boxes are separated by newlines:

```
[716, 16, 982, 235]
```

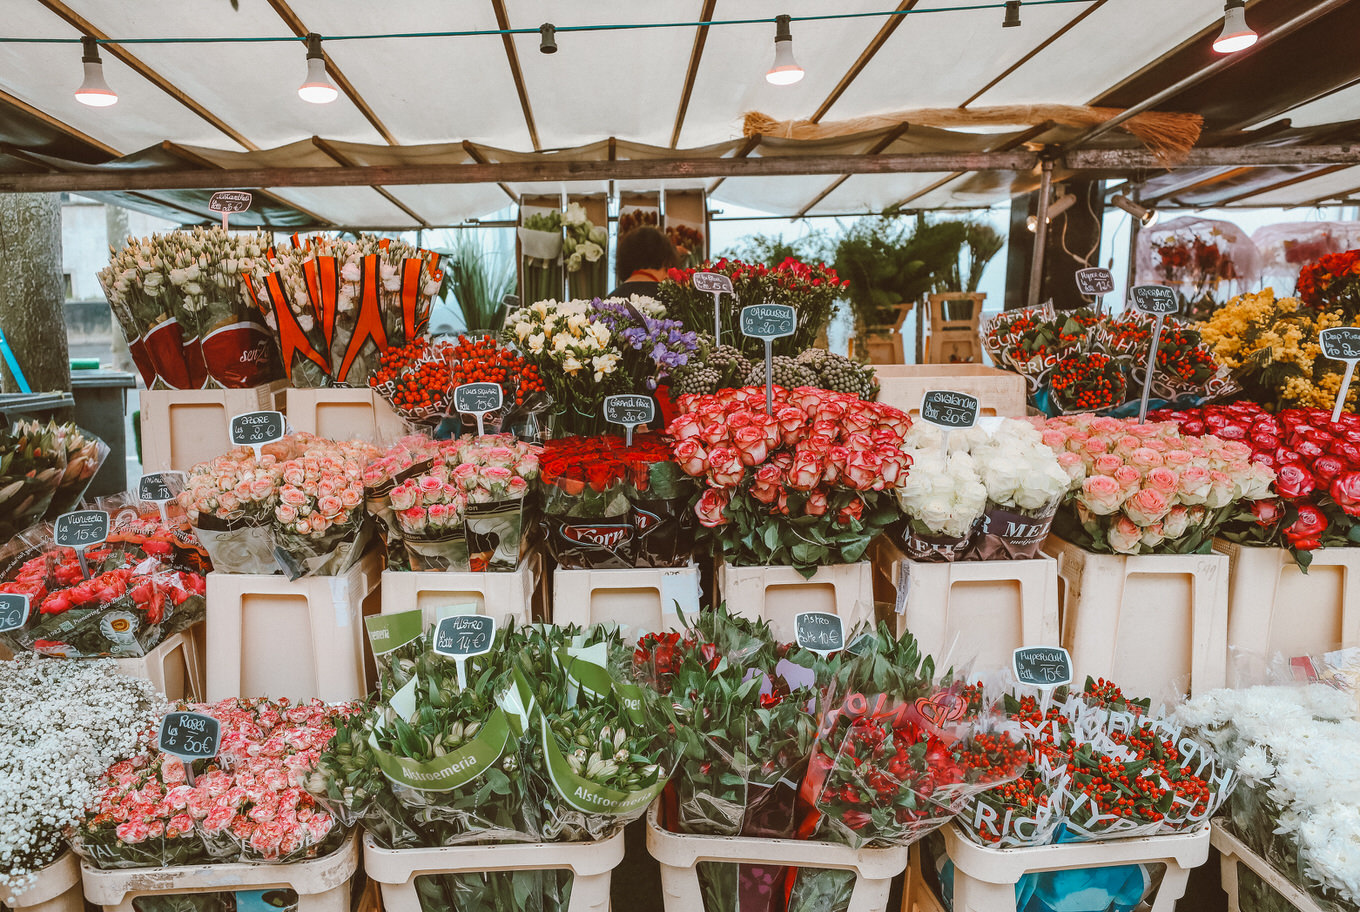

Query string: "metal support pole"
[1027, 159, 1054, 309]
[1125, 185, 1143, 299]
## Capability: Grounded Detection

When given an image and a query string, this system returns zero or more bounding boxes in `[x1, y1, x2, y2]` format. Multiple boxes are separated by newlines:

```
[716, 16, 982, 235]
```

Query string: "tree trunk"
[0, 193, 70, 394]
[104, 204, 134, 373]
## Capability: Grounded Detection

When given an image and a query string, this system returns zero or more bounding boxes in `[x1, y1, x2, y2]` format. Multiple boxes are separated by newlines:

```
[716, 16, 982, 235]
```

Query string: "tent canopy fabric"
[2, 0, 1359, 227]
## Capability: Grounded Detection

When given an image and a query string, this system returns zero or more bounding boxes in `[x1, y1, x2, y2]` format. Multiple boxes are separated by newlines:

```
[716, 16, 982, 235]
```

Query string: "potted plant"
[438, 234, 517, 335]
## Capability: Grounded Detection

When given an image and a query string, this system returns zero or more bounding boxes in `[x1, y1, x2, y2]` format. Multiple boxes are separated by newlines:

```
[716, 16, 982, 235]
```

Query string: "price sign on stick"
[603, 394, 655, 446]
[138, 471, 186, 524]
[157, 711, 221, 786]
[919, 390, 978, 455]
[0, 594, 29, 634]
[740, 304, 797, 416]
[1320, 327, 1360, 423]
[692, 272, 735, 341]
[1076, 267, 1115, 317]
[433, 614, 497, 689]
[230, 411, 285, 457]
[55, 510, 109, 580]
[208, 190, 252, 231]
[794, 611, 845, 657]
[452, 382, 503, 436]
[1013, 645, 1073, 718]
[1130, 285, 1179, 424]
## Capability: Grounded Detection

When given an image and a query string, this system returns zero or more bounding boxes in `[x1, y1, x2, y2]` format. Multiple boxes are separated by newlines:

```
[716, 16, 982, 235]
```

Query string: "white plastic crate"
[552, 564, 700, 632]
[870, 538, 1060, 671]
[205, 549, 382, 703]
[81, 833, 357, 912]
[1212, 825, 1325, 912]
[381, 551, 543, 628]
[363, 831, 623, 912]
[646, 805, 908, 912]
[875, 365, 1027, 419]
[140, 381, 288, 472]
[284, 388, 409, 444]
[1043, 535, 1228, 697]
[1215, 539, 1360, 661]
[906, 823, 1210, 912]
[717, 560, 874, 644]
[111, 626, 205, 701]
[0, 852, 82, 912]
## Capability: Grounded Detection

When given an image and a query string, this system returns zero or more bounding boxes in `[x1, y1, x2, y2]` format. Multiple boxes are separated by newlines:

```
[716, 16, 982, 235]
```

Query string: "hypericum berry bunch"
[370, 339, 454, 416]
[369, 335, 546, 423]
[1050, 351, 1126, 412]
[442, 334, 546, 404]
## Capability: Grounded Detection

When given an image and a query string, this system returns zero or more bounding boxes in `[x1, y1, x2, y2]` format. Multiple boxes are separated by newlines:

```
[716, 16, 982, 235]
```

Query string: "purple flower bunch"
[590, 296, 699, 385]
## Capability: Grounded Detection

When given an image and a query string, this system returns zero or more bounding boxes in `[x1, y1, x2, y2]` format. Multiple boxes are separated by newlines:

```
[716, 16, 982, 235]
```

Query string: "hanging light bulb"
[1112, 194, 1158, 227]
[1002, 1, 1022, 28]
[1213, 0, 1258, 54]
[766, 14, 804, 86]
[1026, 192, 1076, 231]
[297, 33, 338, 104]
[74, 36, 117, 107]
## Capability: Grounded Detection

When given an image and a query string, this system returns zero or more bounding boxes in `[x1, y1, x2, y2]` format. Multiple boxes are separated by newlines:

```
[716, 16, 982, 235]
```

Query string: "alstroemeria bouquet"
[538, 434, 693, 569]
[0, 514, 206, 658]
[1037, 413, 1275, 555]
[1175, 683, 1360, 912]
[657, 257, 844, 361]
[0, 656, 161, 895]
[668, 386, 911, 576]
[0, 422, 67, 542]
[178, 434, 379, 577]
[387, 434, 539, 571]
[76, 697, 360, 871]
[99, 227, 281, 390]
[892, 420, 1083, 561]
[249, 234, 442, 388]
[1150, 402, 1360, 567]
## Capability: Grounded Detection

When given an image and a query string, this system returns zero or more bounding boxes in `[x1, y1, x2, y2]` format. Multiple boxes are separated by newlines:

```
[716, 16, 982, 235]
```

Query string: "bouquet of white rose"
[892, 448, 986, 561]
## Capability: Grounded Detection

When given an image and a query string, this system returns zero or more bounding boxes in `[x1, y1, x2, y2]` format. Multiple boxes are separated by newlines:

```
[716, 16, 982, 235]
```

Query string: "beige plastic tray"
[284, 388, 410, 444]
[205, 549, 382, 703]
[381, 551, 543, 628]
[874, 365, 1027, 418]
[717, 560, 874, 643]
[81, 833, 357, 912]
[140, 381, 288, 472]
[1044, 535, 1228, 697]
[363, 830, 623, 912]
[1212, 824, 1326, 912]
[552, 564, 700, 632]
[0, 851, 83, 912]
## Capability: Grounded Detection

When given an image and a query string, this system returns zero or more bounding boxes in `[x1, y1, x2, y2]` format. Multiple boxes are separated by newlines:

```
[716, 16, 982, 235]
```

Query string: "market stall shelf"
[80, 832, 357, 912]
[646, 805, 909, 912]
[1212, 825, 1327, 912]
[1215, 539, 1360, 662]
[0, 851, 83, 912]
[874, 365, 1027, 419]
[905, 824, 1210, 912]
[140, 381, 288, 472]
[381, 551, 544, 628]
[285, 387, 409, 444]
[111, 626, 204, 701]
[870, 538, 1060, 671]
[363, 830, 623, 912]
[205, 548, 382, 703]
[717, 560, 874, 644]
[1044, 535, 1229, 697]
[552, 564, 701, 631]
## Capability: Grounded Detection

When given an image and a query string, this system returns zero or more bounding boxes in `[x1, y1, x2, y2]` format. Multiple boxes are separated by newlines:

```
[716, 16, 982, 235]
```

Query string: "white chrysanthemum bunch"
[0, 656, 163, 893]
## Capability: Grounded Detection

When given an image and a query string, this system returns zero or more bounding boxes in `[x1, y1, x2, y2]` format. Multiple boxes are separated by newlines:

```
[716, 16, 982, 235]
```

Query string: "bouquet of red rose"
[1150, 402, 1360, 567]
[668, 386, 911, 577]
[0, 511, 207, 658]
[538, 433, 694, 568]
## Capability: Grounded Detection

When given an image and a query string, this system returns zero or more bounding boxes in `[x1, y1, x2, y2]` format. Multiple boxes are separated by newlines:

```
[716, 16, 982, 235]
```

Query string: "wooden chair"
[925, 292, 984, 364]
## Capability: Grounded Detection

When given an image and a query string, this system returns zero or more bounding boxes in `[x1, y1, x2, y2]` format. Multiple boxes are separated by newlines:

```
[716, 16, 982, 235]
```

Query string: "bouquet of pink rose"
[1036, 414, 1275, 555]
[667, 386, 912, 576]
[178, 434, 380, 577]
[75, 697, 362, 872]
[362, 435, 442, 568]
[385, 434, 539, 571]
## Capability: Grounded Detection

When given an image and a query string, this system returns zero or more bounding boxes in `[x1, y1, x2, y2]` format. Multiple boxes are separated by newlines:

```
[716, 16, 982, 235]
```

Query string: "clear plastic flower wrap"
[0, 421, 68, 541]
[33, 421, 111, 518]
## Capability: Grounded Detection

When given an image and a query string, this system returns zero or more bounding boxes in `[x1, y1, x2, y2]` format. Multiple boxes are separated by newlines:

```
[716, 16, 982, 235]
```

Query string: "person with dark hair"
[608, 226, 679, 298]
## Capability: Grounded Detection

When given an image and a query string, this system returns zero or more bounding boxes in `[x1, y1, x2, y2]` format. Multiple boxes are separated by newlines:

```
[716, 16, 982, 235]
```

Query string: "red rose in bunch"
[1331, 472, 1360, 516]
[1284, 505, 1328, 550]
[788, 448, 824, 491]
[633, 631, 720, 693]
[1313, 455, 1346, 484]
[750, 464, 784, 505]
[837, 498, 864, 525]
[1251, 498, 1286, 527]
[805, 490, 829, 517]
[695, 487, 731, 528]
[1274, 463, 1316, 500]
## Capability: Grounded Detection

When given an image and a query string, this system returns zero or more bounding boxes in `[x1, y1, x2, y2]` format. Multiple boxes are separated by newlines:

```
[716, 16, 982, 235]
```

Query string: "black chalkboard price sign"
[1011, 646, 1073, 688]
[794, 611, 845, 655]
[230, 411, 285, 450]
[433, 614, 496, 658]
[1075, 267, 1115, 297]
[138, 471, 185, 503]
[54, 510, 109, 549]
[1131, 285, 1179, 316]
[453, 382, 503, 435]
[158, 711, 222, 761]
[604, 394, 654, 445]
[208, 191, 253, 214]
[919, 390, 979, 430]
[0, 594, 29, 634]
[694, 272, 737, 340]
[740, 305, 797, 340]
[1321, 327, 1360, 361]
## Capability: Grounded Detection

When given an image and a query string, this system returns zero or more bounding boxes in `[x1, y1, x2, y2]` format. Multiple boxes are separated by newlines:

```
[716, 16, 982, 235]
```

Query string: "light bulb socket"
[81, 36, 101, 64]
[1003, 1, 1022, 28]
[1047, 193, 1077, 219]
[1112, 194, 1158, 227]
[539, 23, 557, 54]
[774, 14, 794, 43]
[304, 32, 324, 61]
